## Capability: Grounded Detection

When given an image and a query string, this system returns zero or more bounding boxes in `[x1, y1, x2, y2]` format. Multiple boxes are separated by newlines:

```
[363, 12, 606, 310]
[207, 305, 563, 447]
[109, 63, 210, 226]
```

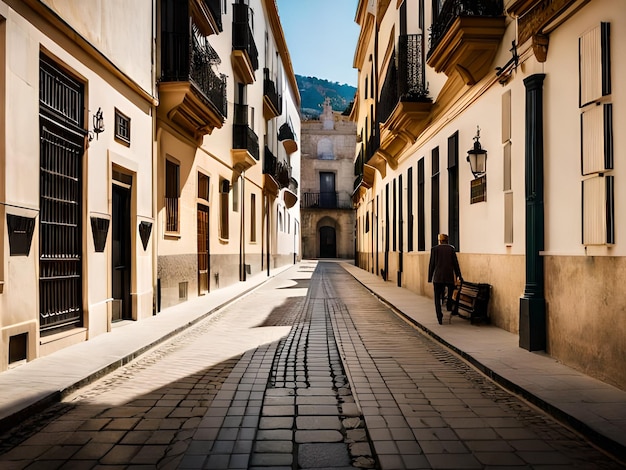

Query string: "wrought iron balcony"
[263, 68, 282, 119]
[232, 104, 259, 172]
[378, 35, 430, 125]
[263, 145, 277, 175]
[160, 16, 226, 139]
[278, 122, 298, 154]
[302, 192, 353, 210]
[232, 3, 259, 84]
[427, 0, 505, 85]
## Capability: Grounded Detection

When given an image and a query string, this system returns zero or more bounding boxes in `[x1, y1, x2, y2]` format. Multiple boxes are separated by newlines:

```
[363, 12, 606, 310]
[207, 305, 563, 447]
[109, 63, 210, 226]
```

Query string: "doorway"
[197, 204, 210, 295]
[112, 180, 132, 321]
[319, 226, 336, 258]
[319, 172, 336, 208]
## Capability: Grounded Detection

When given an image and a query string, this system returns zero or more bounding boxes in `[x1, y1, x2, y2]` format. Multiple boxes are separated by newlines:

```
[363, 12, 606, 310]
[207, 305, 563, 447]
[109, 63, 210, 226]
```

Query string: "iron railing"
[264, 68, 282, 115]
[232, 3, 259, 71]
[302, 192, 353, 210]
[428, 0, 503, 56]
[263, 145, 277, 175]
[379, 34, 429, 124]
[233, 103, 259, 160]
[161, 24, 227, 118]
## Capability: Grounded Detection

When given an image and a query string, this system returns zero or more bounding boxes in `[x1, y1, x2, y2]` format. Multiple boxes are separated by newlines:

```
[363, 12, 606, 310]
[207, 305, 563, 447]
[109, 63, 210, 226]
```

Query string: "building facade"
[0, 0, 300, 371]
[156, 0, 301, 309]
[0, 0, 156, 370]
[352, 0, 626, 389]
[301, 99, 356, 259]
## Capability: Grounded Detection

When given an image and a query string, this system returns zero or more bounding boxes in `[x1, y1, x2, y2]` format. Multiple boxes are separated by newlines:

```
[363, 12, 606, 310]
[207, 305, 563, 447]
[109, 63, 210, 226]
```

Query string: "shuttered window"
[579, 23, 611, 107]
[581, 103, 613, 175]
[579, 23, 612, 246]
[582, 175, 614, 245]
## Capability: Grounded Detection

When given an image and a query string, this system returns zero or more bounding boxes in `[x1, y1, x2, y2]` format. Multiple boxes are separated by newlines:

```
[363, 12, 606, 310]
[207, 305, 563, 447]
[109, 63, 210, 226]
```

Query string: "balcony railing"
[428, 0, 504, 56]
[302, 192, 353, 210]
[365, 133, 379, 164]
[263, 145, 277, 175]
[232, 3, 259, 71]
[233, 103, 259, 160]
[161, 28, 227, 119]
[264, 68, 282, 116]
[379, 35, 429, 125]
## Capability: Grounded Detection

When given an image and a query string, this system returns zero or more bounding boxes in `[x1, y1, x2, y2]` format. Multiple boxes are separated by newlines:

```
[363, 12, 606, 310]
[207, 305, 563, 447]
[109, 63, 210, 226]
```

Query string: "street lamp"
[467, 126, 487, 178]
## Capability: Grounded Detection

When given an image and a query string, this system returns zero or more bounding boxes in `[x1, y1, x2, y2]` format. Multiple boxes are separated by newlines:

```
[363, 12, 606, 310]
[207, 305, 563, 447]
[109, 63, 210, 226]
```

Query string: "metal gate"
[39, 55, 85, 333]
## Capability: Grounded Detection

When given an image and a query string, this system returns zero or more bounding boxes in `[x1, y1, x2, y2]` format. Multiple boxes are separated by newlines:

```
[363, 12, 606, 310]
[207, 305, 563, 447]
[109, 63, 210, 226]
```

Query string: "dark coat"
[428, 243, 461, 284]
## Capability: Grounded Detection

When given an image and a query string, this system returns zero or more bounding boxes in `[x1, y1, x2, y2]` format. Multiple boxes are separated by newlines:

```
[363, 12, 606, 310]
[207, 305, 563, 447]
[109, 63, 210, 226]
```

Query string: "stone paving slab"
[339, 261, 626, 461]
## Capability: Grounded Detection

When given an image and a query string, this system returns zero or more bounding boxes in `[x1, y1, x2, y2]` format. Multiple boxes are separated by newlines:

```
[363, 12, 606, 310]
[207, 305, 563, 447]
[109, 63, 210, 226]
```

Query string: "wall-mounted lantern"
[89, 107, 105, 141]
[467, 126, 487, 178]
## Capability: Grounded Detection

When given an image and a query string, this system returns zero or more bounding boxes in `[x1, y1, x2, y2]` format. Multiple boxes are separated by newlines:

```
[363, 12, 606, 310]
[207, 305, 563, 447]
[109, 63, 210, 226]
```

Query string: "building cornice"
[265, 0, 300, 108]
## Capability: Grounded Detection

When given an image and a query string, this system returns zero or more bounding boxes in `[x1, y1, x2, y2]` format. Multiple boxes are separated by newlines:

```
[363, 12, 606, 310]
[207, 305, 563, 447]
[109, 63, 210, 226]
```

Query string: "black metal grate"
[39, 55, 85, 333]
[39, 126, 83, 332]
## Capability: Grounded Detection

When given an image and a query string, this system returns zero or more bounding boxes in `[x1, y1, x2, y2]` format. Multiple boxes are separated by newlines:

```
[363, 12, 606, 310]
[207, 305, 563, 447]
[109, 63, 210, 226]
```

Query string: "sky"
[275, 0, 360, 87]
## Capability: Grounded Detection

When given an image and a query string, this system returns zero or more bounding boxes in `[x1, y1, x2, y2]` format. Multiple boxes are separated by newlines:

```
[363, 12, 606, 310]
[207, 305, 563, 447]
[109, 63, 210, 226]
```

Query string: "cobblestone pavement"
[0, 261, 624, 469]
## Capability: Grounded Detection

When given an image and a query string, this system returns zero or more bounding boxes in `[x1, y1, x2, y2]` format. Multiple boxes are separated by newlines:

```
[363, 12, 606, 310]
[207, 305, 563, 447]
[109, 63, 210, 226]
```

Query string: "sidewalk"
[0, 261, 625, 463]
[340, 262, 626, 462]
[0, 264, 293, 433]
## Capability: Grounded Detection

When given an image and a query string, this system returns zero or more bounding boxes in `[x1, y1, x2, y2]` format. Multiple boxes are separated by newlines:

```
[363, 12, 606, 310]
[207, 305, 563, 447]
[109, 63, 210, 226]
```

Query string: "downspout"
[266, 193, 270, 276]
[239, 174, 246, 281]
[519, 74, 547, 351]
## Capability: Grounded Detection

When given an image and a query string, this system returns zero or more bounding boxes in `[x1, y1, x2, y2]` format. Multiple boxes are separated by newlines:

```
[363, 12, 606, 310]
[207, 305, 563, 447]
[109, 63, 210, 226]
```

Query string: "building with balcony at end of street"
[300, 99, 356, 259]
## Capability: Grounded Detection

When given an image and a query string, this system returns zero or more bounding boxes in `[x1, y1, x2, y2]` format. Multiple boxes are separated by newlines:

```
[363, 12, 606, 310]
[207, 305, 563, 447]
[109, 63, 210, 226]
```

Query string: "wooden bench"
[451, 280, 491, 324]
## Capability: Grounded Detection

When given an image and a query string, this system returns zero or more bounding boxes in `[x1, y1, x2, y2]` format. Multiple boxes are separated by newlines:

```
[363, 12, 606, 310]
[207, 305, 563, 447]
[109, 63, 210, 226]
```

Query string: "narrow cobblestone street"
[0, 261, 623, 469]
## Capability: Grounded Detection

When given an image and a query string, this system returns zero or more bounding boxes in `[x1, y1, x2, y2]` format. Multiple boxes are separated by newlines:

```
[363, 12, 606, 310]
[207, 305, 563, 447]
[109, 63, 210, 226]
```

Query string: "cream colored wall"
[41, 0, 154, 93]
[0, 1, 155, 366]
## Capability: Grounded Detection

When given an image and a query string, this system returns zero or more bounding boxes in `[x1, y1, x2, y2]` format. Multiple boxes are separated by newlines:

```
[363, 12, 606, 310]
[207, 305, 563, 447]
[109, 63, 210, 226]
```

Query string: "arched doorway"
[319, 226, 336, 258]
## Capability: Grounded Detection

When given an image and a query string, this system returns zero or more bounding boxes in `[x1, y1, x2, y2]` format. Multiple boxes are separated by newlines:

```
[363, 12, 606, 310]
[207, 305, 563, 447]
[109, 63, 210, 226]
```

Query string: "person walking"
[428, 233, 462, 324]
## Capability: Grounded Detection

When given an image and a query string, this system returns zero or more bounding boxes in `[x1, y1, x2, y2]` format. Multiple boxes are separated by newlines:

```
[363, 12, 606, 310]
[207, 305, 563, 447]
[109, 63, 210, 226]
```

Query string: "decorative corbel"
[532, 34, 550, 63]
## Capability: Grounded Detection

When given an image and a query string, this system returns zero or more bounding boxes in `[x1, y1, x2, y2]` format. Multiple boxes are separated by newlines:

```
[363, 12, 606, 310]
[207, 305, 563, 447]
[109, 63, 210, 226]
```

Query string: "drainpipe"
[239, 173, 246, 281]
[266, 193, 270, 276]
[519, 74, 547, 351]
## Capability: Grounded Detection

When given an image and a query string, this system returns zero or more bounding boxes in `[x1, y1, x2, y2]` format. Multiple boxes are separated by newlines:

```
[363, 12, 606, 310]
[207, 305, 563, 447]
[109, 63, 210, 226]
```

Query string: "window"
[114, 108, 131, 145]
[198, 173, 210, 202]
[448, 132, 459, 250]
[365, 211, 370, 233]
[579, 23, 613, 246]
[407, 167, 413, 252]
[581, 103, 613, 175]
[250, 193, 257, 242]
[417, 158, 425, 251]
[232, 178, 240, 212]
[579, 23, 611, 107]
[503, 90, 513, 244]
[582, 175, 614, 245]
[219, 179, 229, 239]
[431, 148, 440, 248]
[165, 159, 180, 232]
[392, 178, 397, 252]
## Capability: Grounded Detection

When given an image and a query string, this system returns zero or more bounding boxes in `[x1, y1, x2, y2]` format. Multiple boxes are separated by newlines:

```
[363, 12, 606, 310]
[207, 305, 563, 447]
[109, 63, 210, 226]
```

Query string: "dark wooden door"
[197, 204, 210, 295]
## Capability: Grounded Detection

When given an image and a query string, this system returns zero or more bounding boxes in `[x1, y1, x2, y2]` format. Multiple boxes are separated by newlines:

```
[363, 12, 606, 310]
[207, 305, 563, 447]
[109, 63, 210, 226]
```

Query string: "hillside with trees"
[296, 75, 356, 119]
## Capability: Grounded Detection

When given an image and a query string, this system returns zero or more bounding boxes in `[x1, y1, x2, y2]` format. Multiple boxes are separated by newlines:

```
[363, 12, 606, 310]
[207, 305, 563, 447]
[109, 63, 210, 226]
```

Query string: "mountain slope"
[296, 75, 356, 119]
